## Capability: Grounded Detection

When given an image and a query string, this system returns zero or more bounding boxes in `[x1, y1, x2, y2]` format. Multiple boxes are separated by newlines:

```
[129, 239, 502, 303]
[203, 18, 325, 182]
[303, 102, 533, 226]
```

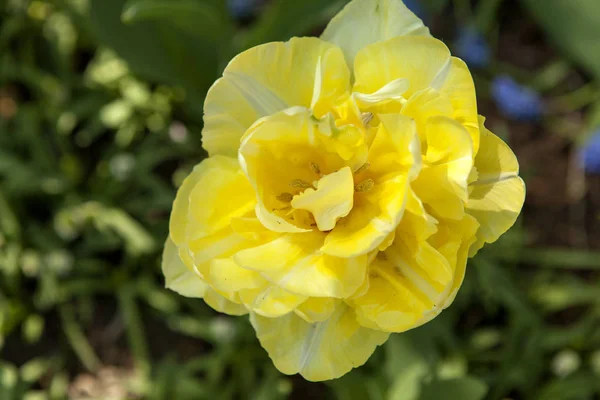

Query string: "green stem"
[59, 305, 101, 372]
[118, 284, 151, 378]
[552, 83, 600, 112]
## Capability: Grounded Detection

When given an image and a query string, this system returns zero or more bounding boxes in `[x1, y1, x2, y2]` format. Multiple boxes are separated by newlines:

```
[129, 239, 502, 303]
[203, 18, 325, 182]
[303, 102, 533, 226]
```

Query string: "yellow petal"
[251, 304, 389, 381]
[368, 114, 421, 179]
[162, 238, 208, 298]
[187, 227, 249, 277]
[321, 0, 430, 67]
[353, 36, 450, 101]
[438, 58, 480, 154]
[351, 257, 436, 333]
[169, 162, 206, 246]
[466, 118, 525, 255]
[203, 38, 350, 156]
[323, 115, 418, 257]
[291, 166, 354, 231]
[186, 156, 255, 241]
[204, 288, 248, 316]
[354, 78, 410, 108]
[294, 298, 340, 323]
[208, 258, 266, 293]
[239, 109, 366, 233]
[235, 232, 368, 298]
[239, 285, 307, 318]
[400, 88, 454, 147]
[429, 214, 479, 308]
[323, 175, 409, 257]
[412, 117, 473, 220]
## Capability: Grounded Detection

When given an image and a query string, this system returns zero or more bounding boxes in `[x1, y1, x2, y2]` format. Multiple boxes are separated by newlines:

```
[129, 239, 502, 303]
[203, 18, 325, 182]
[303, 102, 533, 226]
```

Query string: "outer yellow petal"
[400, 88, 454, 146]
[353, 36, 451, 100]
[251, 304, 389, 381]
[163, 237, 248, 316]
[351, 258, 433, 332]
[438, 58, 480, 154]
[412, 117, 473, 220]
[204, 288, 249, 316]
[234, 233, 368, 298]
[169, 162, 206, 247]
[294, 298, 340, 323]
[203, 38, 350, 156]
[162, 238, 208, 298]
[321, 0, 430, 67]
[186, 157, 255, 241]
[239, 285, 307, 318]
[429, 214, 479, 308]
[208, 258, 265, 293]
[467, 118, 525, 255]
[187, 227, 249, 277]
[354, 193, 456, 333]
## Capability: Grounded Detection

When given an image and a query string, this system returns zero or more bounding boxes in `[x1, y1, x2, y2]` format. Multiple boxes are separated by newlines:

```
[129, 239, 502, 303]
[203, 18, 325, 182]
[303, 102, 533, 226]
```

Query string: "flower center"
[273, 161, 375, 232]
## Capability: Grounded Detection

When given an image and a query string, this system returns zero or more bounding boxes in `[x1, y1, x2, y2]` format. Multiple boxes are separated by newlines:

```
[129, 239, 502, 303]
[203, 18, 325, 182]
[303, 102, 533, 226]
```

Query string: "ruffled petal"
[163, 237, 249, 316]
[428, 214, 479, 308]
[162, 238, 208, 298]
[234, 232, 368, 298]
[203, 38, 350, 156]
[412, 117, 474, 219]
[466, 118, 525, 255]
[186, 156, 255, 241]
[321, 0, 430, 67]
[351, 258, 433, 332]
[438, 58, 480, 154]
[353, 36, 451, 101]
[204, 288, 249, 316]
[321, 115, 418, 257]
[239, 285, 307, 318]
[294, 298, 340, 323]
[239, 109, 367, 233]
[291, 167, 354, 231]
[251, 304, 389, 381]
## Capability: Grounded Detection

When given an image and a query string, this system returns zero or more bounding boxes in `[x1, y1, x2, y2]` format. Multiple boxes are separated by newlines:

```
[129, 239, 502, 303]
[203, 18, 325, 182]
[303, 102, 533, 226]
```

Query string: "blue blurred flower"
[491, 75, 544, 121]
[228, 0, 260, 19]
[455, 28, 490, 69]
[403, 0, 427, 21]
[581, 130, 600, 174]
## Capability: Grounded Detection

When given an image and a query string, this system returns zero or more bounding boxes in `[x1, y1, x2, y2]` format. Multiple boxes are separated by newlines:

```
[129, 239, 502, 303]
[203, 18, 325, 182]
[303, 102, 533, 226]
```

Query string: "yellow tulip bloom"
[162, 0, 525, 381]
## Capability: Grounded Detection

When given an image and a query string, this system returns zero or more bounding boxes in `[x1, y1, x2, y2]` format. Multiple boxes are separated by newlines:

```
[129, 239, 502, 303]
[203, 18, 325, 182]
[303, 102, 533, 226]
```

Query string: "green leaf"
[88, 0, 226, 98]
[419, 377, 488, 400]
[242, 0, 348, 49]
[122, 0, 231, 41]
[520, 0, 600, 78]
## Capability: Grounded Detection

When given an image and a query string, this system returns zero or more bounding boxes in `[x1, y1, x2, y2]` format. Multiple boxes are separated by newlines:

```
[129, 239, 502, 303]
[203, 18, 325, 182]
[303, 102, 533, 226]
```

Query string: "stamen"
[354, 162, 370, 174]
[276, 192, 293, 202]
[290, 179, 312, 189]
[361, 112, 374, 126]
[355, 178, 374, 192]
[309, 162, 321, 175]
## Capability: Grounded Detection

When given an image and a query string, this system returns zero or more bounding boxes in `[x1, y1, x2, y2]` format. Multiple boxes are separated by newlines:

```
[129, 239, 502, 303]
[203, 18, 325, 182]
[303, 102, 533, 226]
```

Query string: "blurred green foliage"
[1, 0, 600, 399]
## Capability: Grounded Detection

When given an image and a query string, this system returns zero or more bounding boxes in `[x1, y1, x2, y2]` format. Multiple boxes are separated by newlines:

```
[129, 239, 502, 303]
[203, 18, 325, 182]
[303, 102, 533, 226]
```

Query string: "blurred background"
[1, 0, 600, 399]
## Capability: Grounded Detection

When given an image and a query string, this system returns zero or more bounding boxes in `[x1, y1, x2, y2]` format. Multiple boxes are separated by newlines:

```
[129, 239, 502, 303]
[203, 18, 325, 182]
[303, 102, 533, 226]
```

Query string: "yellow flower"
[162, 0, 525, 381]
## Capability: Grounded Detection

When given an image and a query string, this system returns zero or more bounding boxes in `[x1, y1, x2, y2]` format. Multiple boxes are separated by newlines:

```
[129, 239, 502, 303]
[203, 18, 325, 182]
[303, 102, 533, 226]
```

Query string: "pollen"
[354, 178, 374, 192]
[354, 162, 370, 174]
[276, 192, 294, 202]
[309, 162, 321, 175]
[290, 179, 313, 189]
[361, 112, 374, 126]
